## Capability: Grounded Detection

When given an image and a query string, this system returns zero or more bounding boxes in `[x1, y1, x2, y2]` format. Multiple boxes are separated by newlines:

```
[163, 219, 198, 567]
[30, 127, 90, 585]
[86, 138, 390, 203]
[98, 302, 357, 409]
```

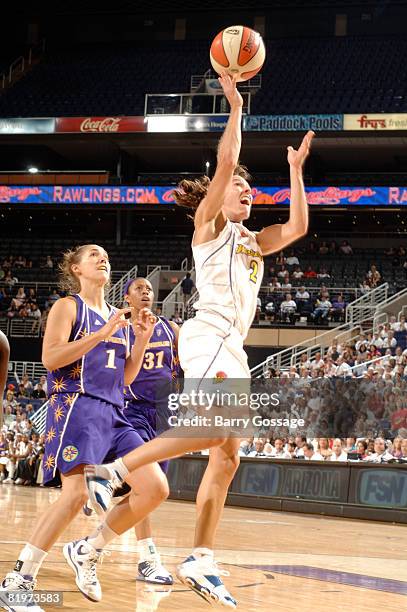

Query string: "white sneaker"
[63, 539, 103, 602]
[0, 572, 44, 611]
[14, 479, 24, 486]
[3, 479, 14, 484]
[85, 465, 123, 516]
[176, 555, 237, 608]
[138, 555, 173, 585]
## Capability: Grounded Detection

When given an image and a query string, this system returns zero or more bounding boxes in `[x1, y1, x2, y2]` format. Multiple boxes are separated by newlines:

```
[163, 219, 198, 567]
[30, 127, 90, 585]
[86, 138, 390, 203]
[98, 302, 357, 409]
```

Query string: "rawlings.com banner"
[1, 185, 407, 205]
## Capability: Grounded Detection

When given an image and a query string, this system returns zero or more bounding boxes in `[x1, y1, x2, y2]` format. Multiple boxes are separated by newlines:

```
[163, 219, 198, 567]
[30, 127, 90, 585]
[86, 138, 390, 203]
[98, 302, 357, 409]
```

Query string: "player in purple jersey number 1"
[84, 277, 178, 591]
[0, 245, 168, 612]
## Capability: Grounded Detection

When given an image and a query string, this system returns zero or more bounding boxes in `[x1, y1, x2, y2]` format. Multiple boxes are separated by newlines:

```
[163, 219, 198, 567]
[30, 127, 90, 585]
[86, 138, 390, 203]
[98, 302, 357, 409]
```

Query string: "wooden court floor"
[0, 486, 406, 612]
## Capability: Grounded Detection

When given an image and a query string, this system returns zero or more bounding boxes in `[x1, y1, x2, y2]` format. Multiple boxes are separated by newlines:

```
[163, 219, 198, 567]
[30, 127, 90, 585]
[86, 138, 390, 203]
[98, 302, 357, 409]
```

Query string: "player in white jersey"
[85, 72, 314, 608]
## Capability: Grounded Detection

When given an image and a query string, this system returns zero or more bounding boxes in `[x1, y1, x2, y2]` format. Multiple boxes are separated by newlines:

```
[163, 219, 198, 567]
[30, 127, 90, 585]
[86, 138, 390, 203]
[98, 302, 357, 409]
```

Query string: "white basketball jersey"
[192, 219, 264, 339]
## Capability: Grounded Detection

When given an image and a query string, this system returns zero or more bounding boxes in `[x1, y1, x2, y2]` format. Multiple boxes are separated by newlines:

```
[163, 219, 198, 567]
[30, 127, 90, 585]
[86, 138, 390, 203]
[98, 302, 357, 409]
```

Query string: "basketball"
[210, 25, 266, 82]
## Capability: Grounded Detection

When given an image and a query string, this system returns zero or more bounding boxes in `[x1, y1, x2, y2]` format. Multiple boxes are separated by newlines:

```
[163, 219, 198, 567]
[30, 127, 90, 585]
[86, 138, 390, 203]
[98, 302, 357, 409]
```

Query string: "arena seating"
[0, 36, 406, 116]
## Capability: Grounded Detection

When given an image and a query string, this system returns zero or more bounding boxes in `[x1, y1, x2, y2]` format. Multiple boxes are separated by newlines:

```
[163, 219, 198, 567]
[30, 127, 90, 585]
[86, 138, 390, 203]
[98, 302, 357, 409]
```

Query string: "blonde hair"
[172, 164, 251, 213]
[58, 244, 110, 294]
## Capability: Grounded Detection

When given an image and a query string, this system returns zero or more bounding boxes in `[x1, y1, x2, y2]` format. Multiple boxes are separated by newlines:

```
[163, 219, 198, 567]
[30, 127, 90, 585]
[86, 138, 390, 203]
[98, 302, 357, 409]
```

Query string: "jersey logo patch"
[62, 445, 79, 462]
[94, 320, 103, 326]
[156, 328, 162, 337]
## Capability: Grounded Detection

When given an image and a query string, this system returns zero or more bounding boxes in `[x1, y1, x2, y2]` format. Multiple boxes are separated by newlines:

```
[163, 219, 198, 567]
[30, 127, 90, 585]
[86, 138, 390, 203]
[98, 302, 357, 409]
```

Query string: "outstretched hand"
[133, 307, 156, 343]
[98, 307, 133, 340]
[287, 131, 315, 169]
[218, 71, 243, 108]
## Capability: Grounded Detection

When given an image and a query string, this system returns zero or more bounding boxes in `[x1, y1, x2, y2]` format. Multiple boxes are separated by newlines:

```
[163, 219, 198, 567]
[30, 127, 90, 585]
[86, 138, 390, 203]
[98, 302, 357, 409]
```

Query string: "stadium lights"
[28, 167, 39, 174]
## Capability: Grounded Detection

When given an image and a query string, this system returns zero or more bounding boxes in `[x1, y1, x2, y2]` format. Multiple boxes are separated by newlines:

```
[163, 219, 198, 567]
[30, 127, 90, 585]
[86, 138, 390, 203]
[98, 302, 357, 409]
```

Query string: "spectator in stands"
[271, 438, 291, 458]
[280, 293, 297, 323]
[303, 443, 323, 461]
[391, 437, 403, 459]
[264, 300, 276, 321]
[329, 439, 348, 461]
[248, 438, 266, 457]
[3, 389, 18, 413]
[281, 275, 292, 290]
[345, 437, 357, 452]
[318, 242, 329, 255]
[17, 384, 29, 399]
[269, 277, 281, 291]
[317, 267, 330, 279]
[286, 250, 299, 269]
[335, 356, 352, 377]
[304, 265, 317, 279]
[28, 302, 41, 332]
[180, 272, 195, 307]
[3, 271, 18, 287]
[14, 255, 26, 269]
[171, 310, 183, 325]
[356, 440, 369, 459]
[21, 374, 33, 394]
[294, 436, 306, 458]
[26, 288, 37, 305]
[401, 438, 407, 459]
[277, 264, 289, 279]
[310, 296, 332, 323]
[392, 315, 407, 331]
[329, 241, 337, 254]
[364, 437, 394, 463]
[32, 383, 46, 400]
[327, 338, 342, 358]
[317, 438, 332, 460]
[18, 304, 29, 319]
[339, 240, 353, 255]
[44, 255, 54, 269]
[360, 279, 371, 294]
[45, 289, 60, 309]
[11, 287, 26, 311]
[330, 293, 346, 322]
[366, 264, 381, 287]
[292, 265, 304, 280]
[383, 330, 397, 350]
[310, 352, 324, 372]
[276, 251, 286, 267]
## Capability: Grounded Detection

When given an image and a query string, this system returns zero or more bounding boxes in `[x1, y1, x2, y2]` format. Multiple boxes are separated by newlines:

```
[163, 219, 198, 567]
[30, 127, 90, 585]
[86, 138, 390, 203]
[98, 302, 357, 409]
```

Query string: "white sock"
[87, 522, 119, 550]
[138, 538, 158, 561]
[109, 458, 129, 481]
[193, 547, 214, 560]
[14, 544, 47, 579]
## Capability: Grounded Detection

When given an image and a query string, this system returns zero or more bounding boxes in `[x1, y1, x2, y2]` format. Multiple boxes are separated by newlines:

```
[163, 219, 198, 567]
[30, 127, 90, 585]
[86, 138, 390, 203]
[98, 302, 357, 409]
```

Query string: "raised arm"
[257, 131, 315, 256]
[194, 73, 243, 229]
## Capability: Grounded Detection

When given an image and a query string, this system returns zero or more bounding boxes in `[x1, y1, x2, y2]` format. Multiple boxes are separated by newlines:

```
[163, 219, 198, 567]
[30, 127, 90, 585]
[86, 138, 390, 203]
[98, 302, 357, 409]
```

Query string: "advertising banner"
[55, 116, 146, 133]
[244, 114, 343, 131]
[0, 118, 55, 134]
[1, 185, 407, 206]
[344, 113, 407, 130]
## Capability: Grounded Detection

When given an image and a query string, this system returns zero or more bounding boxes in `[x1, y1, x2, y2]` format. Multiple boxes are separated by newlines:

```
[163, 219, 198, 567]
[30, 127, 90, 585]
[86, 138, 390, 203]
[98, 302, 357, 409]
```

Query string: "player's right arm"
[194, 73, 243, 231]
[42, 297, 131, 371]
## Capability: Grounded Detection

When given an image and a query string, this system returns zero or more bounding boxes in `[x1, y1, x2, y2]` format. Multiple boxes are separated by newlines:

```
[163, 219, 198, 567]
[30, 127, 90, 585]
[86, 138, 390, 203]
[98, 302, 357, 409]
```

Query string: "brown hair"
[172, 164, 251, 212]
[58, 244, 110, 294]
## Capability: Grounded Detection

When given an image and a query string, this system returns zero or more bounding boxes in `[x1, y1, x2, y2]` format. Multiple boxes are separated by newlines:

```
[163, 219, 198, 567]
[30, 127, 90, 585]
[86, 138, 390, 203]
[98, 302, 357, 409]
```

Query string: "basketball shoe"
[63, 538, 103, 602]
[0, 572, 44, 611]
[85, 465, 124, 516]
[137, 555, 173, 585]
[176, 555, 237, 608]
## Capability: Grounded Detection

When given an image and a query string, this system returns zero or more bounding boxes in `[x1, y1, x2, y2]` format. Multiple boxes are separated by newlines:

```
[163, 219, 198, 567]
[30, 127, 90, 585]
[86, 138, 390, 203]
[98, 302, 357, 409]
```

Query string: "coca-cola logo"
[0, 187, 42, 203]
[80, 117, 122, 132]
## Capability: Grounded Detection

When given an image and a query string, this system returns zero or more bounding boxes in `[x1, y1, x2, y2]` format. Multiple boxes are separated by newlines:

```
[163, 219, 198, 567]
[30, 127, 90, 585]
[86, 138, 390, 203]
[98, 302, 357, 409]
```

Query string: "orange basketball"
[210, 25, 266, 82]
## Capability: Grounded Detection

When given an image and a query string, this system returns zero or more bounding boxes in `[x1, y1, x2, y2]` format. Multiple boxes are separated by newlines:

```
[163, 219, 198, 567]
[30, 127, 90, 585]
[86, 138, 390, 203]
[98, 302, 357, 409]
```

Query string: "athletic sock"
[14, 544, 47, 579]
[87, 522, 119, 550]
[138, 538, 158, 562]
[110, 457, 129, 481]
[192, 547, 214, 561]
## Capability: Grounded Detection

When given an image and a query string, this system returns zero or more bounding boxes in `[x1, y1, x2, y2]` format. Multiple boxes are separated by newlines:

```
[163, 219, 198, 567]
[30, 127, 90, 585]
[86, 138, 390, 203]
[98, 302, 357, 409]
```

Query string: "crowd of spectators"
[237, 435, 406, 463]
[1, 374, 49, 486]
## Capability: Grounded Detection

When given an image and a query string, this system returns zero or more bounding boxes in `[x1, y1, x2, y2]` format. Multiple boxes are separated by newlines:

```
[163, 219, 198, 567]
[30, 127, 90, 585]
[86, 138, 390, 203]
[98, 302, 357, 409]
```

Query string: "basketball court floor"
[1, 486, 406, 611]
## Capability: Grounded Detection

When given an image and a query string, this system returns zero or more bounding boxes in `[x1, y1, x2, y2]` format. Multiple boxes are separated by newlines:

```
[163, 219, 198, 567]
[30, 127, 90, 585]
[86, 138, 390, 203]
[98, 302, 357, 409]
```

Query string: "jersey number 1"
[105, 349, 117, 370]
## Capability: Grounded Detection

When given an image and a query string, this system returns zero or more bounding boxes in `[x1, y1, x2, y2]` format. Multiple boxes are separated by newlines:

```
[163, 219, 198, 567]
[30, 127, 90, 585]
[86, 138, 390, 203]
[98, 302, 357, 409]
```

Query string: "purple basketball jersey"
[125, 316, 179, 405]
[47, 294, 129, 408]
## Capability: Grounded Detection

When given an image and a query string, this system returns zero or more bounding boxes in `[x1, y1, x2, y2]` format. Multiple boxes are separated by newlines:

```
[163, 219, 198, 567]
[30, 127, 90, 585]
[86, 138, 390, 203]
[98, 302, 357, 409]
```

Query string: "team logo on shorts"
[62, 445, 79, 462]
[213, 371, 228, 383]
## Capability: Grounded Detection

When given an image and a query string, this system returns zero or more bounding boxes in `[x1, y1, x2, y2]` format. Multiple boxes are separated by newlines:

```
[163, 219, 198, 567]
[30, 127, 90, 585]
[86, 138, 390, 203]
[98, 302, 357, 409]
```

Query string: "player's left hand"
[287, 131, 315, 169]
[133, 307, 156, 343]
